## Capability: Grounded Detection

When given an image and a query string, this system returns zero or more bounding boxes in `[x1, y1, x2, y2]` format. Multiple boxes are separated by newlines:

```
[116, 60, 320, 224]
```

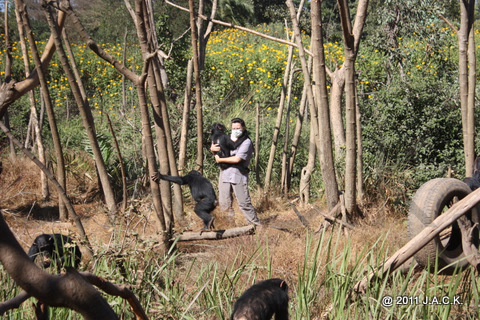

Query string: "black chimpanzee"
[151, 170, 216, 230]
[231, 278, 289, 320]
[211, 122, 236, 158]
[464, 157, 480, 191]
[27, 234, 82, 271]
[210, 122, 248, 170]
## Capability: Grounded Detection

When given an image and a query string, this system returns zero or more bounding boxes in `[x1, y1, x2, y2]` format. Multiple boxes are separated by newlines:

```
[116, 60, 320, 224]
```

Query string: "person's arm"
[215, 154, 242, 164]
[210, 142, 220, 154]
[215, 139, 251, 164]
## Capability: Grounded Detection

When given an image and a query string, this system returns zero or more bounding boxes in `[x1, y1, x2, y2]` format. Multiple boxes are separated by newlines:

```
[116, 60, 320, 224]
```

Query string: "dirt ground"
[0, 156, 409, 289]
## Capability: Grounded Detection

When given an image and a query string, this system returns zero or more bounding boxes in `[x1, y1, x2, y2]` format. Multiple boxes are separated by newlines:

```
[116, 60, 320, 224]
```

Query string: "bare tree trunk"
[265, 6, 305, 191]
[328, 68, 346, 160]
[288, 57, 311, 180]
[136, 0, 173, 229]
[300, 123, 316, 206]
[197, 0, 217, 71]
[310, 0, 339, 211]
[288, 89, 306, 178]
[15, 7, 49, 200]
[255, 102, 261, 188]
[17, 0, 68, 219]
[136, 80, 169, 249]
[135, 0, 184, 240]
[265, 37, 294, 190]
[178, 59, 193, 174]
[338, 0, 357, 216]
[106, 114, 128, 213]
[336, 0, 369, 216]
[281, 65, 297, 194]
[286, 0, 322, 206]
[459, 0, 475, 176]
[43, 2, 118, 221]
[62, 30, 87, 100]
[122, 29, 128, 114]
[189, 0, 204, 173]
[467, 9, 476, 174]
[3, 1, 16, 161]
[355, 85, 364, 202]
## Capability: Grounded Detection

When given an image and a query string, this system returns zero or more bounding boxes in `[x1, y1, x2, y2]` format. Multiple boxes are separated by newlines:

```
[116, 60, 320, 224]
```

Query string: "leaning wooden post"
[177, 225, 255, 241]
[354, 187, 480, 293]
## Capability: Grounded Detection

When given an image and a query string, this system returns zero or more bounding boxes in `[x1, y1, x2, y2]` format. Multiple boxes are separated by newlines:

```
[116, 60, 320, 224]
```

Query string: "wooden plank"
[176, 225, 255, 241]
[354, 187, 480, 293]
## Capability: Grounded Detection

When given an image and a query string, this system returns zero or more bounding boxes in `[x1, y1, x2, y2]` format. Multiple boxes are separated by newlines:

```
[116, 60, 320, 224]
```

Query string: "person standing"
[210, 118, 261, 225]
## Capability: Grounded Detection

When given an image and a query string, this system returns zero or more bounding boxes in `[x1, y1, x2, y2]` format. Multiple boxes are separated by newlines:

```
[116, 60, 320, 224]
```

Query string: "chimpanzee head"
[34, 235, 55, 267]
[187, 170, 202, 177]
[36, 235, 53, 251]
[211, 122, 227, 135]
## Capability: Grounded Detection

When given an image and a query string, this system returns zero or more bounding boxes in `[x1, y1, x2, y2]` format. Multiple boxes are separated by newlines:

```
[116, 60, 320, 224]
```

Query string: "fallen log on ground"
[176, 225, 255, 241]
[354, 186, 480, 294]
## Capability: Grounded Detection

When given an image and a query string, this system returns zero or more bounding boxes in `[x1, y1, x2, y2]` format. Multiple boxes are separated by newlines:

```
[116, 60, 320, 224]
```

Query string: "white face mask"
[231, 129, 243, 138]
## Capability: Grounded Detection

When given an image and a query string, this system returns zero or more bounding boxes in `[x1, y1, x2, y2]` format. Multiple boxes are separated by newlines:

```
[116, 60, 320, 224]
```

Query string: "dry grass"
[1, 155, 413, 318]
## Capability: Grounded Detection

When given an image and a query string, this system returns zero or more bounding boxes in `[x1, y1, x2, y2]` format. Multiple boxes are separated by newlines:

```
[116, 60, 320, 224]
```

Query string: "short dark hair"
[231, 117, 246, 128]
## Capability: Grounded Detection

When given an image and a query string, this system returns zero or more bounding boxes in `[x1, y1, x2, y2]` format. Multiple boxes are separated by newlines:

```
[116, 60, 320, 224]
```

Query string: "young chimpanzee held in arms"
[231, 278, 289, 320]
[27, 234, 82, 272]
[151, 170, 216, 230]
[210, 122, 248, 169]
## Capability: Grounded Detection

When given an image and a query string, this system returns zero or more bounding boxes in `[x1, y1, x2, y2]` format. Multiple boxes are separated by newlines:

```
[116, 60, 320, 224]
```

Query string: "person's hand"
[214, 155, 221, 163]
[210, 143, 220, 154]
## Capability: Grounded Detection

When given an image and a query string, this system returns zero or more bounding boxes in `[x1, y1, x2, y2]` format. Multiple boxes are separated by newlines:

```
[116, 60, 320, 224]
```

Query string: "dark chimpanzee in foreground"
[27, 234, 82, 271]
[231, 278, 289, 320]
[210, 122, 248, 170]
[464, 157, 480, 191]
[151, 170, 216, 230]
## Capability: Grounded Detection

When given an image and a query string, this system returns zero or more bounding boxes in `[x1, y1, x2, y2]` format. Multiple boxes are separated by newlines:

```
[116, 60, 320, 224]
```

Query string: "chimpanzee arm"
[157, 174, 188, 185]
[219, 135, 236, 150]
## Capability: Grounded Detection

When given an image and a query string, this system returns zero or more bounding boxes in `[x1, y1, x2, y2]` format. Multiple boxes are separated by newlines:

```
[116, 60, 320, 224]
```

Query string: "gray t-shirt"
[221, 137, 253, 184]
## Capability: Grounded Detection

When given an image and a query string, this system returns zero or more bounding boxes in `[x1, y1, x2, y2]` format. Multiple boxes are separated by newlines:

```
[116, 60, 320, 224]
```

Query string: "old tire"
[408, 178, 479, 273]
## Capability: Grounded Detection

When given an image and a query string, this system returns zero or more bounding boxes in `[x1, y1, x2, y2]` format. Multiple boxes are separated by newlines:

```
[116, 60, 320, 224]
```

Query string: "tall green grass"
[1, 228, 479, 319]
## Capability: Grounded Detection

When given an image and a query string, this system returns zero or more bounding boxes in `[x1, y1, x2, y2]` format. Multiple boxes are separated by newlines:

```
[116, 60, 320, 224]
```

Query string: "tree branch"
[438, 12, 458, 34]
[0, 213, 118, 319]
[80, 272, 149, 320]
[164, 0, 313, 56]
[0, 1, 67, 120]
[0, 291, 30, 315]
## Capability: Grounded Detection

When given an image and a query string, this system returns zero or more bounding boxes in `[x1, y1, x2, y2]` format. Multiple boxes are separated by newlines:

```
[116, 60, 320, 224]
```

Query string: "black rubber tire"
[408, 178, 480, 274]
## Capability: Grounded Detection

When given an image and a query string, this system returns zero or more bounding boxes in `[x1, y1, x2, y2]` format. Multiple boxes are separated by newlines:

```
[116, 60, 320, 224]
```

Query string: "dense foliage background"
[0, 0, 478, 213]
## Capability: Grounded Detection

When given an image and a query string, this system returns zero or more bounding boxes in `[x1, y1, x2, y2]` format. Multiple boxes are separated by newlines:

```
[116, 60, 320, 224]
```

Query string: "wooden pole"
[354, 187, 480, 293]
